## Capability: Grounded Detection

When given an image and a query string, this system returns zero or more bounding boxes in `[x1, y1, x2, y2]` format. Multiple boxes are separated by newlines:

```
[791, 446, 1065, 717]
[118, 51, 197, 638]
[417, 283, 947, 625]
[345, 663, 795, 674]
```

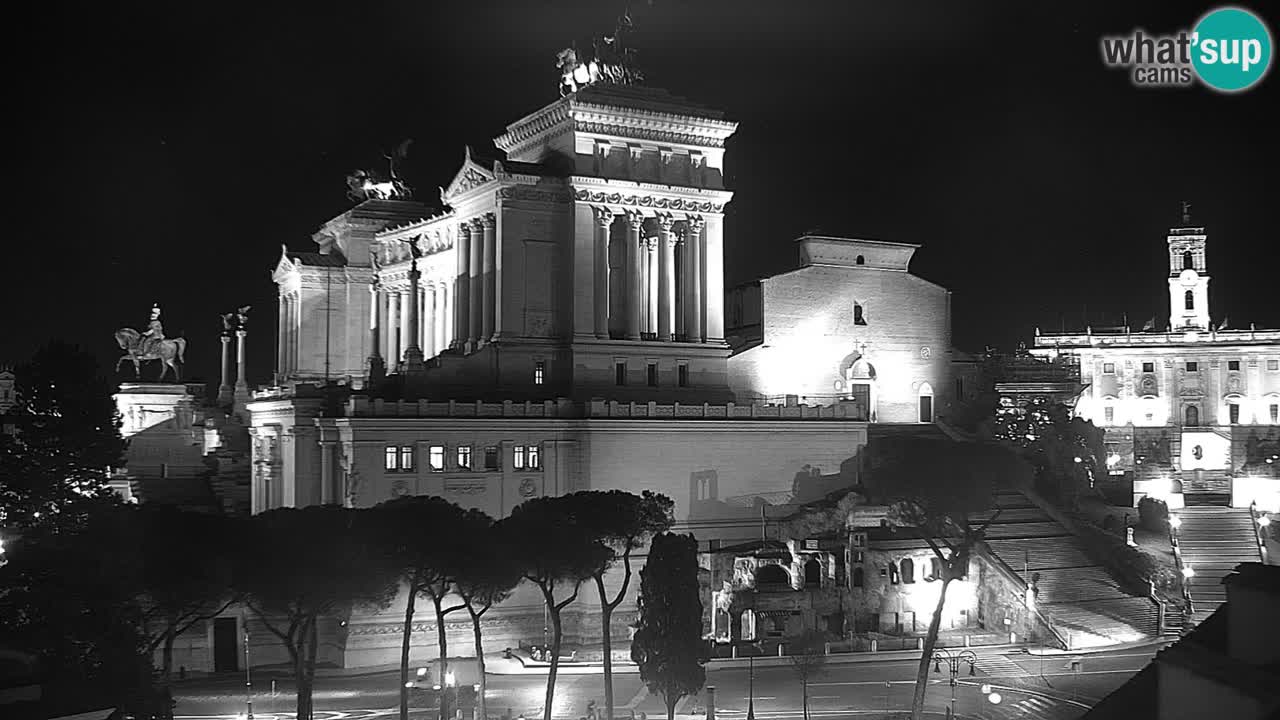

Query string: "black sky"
[9, 1, 1278, 388]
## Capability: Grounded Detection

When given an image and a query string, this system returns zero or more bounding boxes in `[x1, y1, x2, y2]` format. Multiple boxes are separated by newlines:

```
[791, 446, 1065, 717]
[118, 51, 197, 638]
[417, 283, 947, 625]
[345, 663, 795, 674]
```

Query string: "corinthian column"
[646, 238, 658, 336]
[424, 285, 437, 358]
[625, 212, 644, 341]
[454, 223, 470, 349]
[481, 214, 496, 343]
[234, 328, 250, 414]
[593, 207, 613, 339]
[685, 216, 705, 343]
[367, 285, 384, 384]
[387, 291, 400, 365]
[403, 259, 424, 372]
[468, 219, 484, 347]
[275, 298, 286, 381]
[219, 333, 233, 405]
[399, 287, 413, 367]
[658, 215, 676, 341]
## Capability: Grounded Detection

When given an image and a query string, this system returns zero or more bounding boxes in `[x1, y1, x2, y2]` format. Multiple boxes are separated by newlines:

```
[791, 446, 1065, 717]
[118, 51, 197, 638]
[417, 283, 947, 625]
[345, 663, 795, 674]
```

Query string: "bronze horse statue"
[115, 328, 187, 381]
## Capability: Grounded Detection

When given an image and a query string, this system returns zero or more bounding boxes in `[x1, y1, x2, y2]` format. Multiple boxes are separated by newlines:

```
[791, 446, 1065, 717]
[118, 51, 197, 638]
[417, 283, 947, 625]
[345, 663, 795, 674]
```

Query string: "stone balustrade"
[339, 397, 869, 421]
[586, 399, 867, 420]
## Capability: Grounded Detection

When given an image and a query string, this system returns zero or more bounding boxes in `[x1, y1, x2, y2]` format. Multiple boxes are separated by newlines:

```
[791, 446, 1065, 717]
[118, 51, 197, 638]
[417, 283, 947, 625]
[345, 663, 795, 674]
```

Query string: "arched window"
[900, 558, 915, 584]
[855, 255, 866, 266]
[756, 564, 789, 587]
[889, 563, 900, 585]
[852, 567, 865, 588]
[804, 558, 821, 587]
[854, 303, 867, 325]
[1185, 405, 1199, 427]
[1183, 251, 1194, 270]
[918, 382, 935, 423]
[1185, 290, 1195, 311]
[930, 557, 943, 581]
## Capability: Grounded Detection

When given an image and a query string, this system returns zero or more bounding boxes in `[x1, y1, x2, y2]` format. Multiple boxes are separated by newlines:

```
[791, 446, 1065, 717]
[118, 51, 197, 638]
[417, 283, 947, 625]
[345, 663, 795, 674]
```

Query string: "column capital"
[592, 206, 616, 228]
[626, 211, 645, 231]
[235, 329, 247, 339]
[657, 213, 677, 232]
[685, 215, 706, 233]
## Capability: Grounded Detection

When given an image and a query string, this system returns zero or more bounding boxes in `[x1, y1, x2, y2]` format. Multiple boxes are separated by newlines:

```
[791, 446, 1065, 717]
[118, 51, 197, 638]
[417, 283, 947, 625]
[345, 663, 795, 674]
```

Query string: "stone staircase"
[1175, 506, 1261, 626]
[975, 491, 1159, 648]
[1181, 469, 1233, 506]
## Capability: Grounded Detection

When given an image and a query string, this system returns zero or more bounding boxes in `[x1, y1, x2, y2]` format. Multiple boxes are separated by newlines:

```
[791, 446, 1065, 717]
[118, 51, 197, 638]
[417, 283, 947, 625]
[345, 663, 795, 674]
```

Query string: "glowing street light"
[1169, 515, 1183, 529]
[987, 692, 1002, 705]
[1258, 515, 1271, 528]
[1182, 565, 1195, 579]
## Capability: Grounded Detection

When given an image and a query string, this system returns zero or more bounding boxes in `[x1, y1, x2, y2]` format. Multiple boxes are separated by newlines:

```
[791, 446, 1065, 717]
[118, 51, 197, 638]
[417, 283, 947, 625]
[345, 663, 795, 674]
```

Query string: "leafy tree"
[0, 340, 125, 531]
[375, 496, 477, 720]
[0, 503, 156, 719]
[631, 532, 706, 720]
[235, 506, 398, 720]
[454, 517, 523, 720]
[500, 496, 610, 720]
[135, 506, 240, 686]
[567, 490, 674, 720]
[862, 438, 1031, 720]
[785, 630, 827, 720]
[994, 399, 1104, 508]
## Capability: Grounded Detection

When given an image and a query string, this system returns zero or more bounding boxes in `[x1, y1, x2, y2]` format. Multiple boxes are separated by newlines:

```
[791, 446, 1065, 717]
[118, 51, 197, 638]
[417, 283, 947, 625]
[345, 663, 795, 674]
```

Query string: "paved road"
[174, 642, 1168, 720]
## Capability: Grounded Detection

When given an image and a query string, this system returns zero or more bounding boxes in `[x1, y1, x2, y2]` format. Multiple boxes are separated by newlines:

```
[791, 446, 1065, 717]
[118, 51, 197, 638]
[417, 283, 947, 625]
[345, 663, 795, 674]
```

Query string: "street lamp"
[243, 620, 254, 720]
[1182, 565, 1195, 579]
[931, 649, 977, 720]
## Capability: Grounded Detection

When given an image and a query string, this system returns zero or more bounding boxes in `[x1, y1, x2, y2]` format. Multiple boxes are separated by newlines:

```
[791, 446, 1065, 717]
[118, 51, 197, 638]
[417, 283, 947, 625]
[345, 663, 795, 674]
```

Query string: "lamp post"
[746, 641, 759, 720]
[243, 619, 254, 720]
[931, 649, 977, 720]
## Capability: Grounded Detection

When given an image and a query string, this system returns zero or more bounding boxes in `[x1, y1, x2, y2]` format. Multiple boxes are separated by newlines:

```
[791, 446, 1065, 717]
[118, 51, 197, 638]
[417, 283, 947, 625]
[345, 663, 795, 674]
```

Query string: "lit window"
[1142, 362, 1154, 373]
[429, 446, 445, 472]
[457, 446, 472, 470]
[615, 361, 627, 386]
[484, 446, 500, 471]
[1103, 363, 1115, 374]
[678, 364, 689, 388]
[399, 446, 415, 472]
[647, 362, 658, 387]
[889, 564, 899, 585]
[1104, 407, 1114, 424]
[385, 446, 398, 471]
[527, 444, 541, 469]
[1228, 360, 1240, 371]
[534, 361, 545, 385]
[1186, 362, 1198, 372]
[1229, 404, 1240, 425]
[514, 445, 525, 470]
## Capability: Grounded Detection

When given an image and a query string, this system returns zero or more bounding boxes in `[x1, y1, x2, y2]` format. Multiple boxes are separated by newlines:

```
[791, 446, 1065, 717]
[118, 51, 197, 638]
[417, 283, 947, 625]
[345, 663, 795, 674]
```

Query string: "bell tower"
[1167, 202, 1210, 331]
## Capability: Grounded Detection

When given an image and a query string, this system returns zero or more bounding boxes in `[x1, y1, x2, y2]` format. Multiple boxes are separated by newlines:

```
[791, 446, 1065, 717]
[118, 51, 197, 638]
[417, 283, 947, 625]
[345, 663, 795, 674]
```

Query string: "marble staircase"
[1174, 506, 1261, 626]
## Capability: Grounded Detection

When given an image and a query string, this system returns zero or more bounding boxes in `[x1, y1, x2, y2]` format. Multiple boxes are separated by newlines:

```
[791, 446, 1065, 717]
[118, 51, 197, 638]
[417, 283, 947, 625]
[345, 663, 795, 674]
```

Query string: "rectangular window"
[954, 378, 963, 399]
[457, 446, 472, 470]
[399, 446, 415, 472]
[615, 361, 627, 386]
[484, 446, 500, 471]
[1186, 362, 1198, 372]
[647, 362, 658, 387]
[429, 446, 445, 472]
[527, 444, 541, 469]
[1269, 359, 1279, 371]
[1228, 360, 1241, 371]
[385, 446, 398, 471]
[1142, 362, 1155, 373]
[1103, 362, 1115, 374]
[678, 364, 689, 388]
[1104, 407, 1114, 424]
[1271, 404, 1279, 424]
[534, 361, 545, 385]
[1229, 404, 1240, 424]
[514, 445, 526, 470]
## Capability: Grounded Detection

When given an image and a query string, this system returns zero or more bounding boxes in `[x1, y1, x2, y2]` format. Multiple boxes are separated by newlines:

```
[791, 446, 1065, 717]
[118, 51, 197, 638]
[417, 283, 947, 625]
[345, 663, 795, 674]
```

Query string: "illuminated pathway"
[174, 642, 1169, 720]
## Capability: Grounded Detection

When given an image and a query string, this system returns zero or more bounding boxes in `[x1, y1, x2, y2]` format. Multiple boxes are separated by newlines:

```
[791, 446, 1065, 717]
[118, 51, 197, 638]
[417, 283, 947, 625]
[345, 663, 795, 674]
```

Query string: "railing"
[1249, 501, 1269, 562]
[587, 399, 869, 420]
[1169, 516, 1195, 618]
[975, 542, 1069, 650]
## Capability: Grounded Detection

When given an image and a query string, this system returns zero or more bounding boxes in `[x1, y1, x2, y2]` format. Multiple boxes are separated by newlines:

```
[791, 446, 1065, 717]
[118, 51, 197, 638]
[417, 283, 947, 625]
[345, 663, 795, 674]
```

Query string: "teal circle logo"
[1192, 7, 1272, 92]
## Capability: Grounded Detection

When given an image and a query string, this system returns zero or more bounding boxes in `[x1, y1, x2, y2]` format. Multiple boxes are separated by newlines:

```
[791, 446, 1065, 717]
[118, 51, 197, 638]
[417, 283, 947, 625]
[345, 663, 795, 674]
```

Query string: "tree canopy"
[631, 532, 706, 720]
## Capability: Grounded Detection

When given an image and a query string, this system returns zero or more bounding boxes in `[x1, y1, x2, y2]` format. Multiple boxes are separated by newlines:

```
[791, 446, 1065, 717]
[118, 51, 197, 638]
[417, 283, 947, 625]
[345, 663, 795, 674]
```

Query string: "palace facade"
[1031, 217, 1280, 508]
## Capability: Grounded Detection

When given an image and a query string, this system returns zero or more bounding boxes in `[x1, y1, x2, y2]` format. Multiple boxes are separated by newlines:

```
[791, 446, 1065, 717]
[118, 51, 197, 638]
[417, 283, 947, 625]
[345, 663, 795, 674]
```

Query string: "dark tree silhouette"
[631, 532, 707, 720]
[567, 490, 674, 720]
[500, 496, 610, 720]
[235, 506, 398, 720]
[0, 340, 125, 531]
[375, 496, 479, 720]
[454, 517, 523, 720]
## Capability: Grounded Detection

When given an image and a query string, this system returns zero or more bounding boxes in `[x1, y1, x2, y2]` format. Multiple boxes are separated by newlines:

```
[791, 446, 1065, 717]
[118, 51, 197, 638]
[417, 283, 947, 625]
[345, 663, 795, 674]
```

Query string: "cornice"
[570, 184, 728, 215]
[494, 102, 573, 153]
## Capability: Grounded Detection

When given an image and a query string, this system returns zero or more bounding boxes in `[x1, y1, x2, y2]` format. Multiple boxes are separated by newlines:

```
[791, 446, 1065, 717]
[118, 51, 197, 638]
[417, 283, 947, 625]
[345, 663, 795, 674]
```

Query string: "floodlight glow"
[980, 684, 992, 695]
[988, 692, 1002, 705]
[1182, 565, 1195, 579]
[1107, 453, 1121, 467]
[1073, 456, 1082, 464]
[405, 682, 416, 688]
[1169, 515, 1182, 529]
[1259, 515, 1272, 528]
[445, 671, 456, 687]
[417, 667, 428, 677]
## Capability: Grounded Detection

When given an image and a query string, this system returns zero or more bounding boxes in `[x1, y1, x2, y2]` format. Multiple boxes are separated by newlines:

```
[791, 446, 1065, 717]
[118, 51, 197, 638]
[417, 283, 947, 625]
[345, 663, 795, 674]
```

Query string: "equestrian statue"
[115, 303, 187, 381]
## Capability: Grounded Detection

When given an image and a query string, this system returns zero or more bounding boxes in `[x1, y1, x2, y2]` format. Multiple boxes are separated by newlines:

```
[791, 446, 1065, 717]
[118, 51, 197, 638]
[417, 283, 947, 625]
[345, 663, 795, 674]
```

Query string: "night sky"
[9, 1, 1278, 389]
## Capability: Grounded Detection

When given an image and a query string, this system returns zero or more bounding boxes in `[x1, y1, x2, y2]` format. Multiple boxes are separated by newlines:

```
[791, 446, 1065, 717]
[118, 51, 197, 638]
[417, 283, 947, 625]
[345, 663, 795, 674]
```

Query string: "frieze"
[572, 189, 723, 213]
[445, 480, 487, 496]
[573, 120, 726, 148]
[496, 186, 572, 204]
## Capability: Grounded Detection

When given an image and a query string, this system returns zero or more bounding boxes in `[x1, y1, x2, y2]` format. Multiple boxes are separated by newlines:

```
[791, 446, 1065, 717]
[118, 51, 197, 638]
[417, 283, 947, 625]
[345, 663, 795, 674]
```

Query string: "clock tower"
[1166, 203, 1210, 331]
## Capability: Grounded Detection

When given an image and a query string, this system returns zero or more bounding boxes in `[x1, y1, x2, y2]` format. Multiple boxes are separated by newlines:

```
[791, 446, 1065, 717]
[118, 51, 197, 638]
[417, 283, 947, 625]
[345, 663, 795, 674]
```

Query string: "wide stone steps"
[983, 521, 1072, 539]
[1174, 507, 1261, 627]
[973, 507, 1055, 523]
[1034, 567, 1128, 603]
[1045, 597, 1160, 644]
[986, 538, 1094, 570]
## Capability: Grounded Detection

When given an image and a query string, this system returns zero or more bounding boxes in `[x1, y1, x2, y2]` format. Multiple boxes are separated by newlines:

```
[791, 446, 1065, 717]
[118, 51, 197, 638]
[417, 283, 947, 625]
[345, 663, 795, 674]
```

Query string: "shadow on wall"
[685, 452, 866, 524]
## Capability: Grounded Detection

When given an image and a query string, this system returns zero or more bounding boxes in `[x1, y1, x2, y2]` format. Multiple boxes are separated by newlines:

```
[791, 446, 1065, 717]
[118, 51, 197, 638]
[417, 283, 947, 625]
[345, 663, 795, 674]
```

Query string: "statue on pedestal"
[115, 303, 187, 382]
[557, 6, 644, 96]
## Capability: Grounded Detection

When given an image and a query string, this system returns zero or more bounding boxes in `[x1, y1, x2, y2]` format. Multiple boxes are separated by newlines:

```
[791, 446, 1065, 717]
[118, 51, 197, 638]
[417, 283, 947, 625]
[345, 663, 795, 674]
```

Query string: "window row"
[1103, 359, 1278, 375]
[615, 360, 690, 387]
[850, 556, 967, 588]
[384, 443, 542, 472]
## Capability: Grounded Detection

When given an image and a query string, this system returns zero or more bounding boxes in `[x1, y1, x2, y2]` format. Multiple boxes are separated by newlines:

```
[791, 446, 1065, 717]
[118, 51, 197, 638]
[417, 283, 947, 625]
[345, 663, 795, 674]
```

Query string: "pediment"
[441, 148, 495, 203]
[271, 245, 299, 282]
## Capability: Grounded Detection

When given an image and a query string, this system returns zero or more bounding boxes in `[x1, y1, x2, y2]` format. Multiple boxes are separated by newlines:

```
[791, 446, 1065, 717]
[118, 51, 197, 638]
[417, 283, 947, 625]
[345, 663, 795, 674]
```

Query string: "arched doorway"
[1185, 405, 1200, 427]
[918, 382, 934, 423]
[804, 558, 821, 587]
[844, 356, 877, 421]
[756, 564, 790, 587]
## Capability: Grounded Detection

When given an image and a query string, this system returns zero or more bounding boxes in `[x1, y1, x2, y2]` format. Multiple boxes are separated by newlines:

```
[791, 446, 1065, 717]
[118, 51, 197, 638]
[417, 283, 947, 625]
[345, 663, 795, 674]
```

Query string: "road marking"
[973, 654, 1025, 678]
[622, 686, 649, 709]
[809, 696, 841, 700]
